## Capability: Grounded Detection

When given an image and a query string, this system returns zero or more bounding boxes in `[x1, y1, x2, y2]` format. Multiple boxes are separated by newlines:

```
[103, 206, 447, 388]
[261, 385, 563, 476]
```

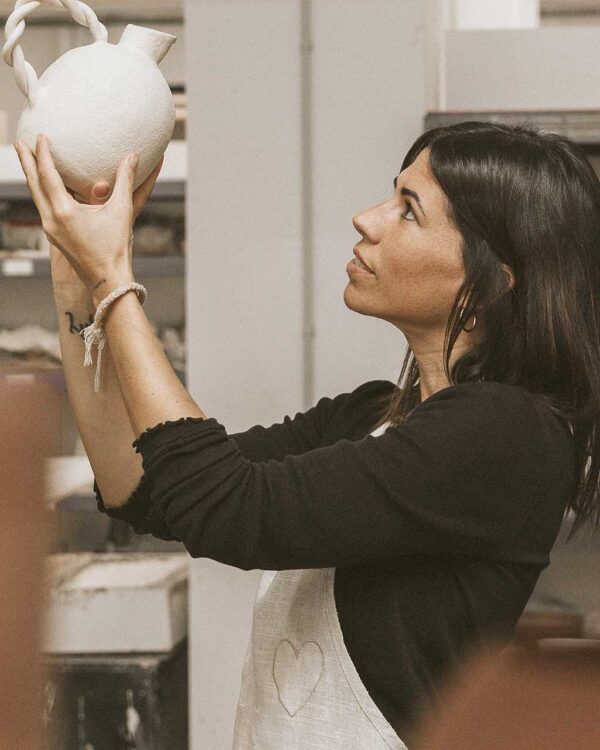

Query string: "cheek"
[381, 237, 442, 284]
[381, 230, 464, 301]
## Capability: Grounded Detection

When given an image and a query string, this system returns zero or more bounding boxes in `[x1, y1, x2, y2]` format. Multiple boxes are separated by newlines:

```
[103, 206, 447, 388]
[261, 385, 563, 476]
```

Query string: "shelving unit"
[0, 141, 187, 279]
[0, 254, 185, 279]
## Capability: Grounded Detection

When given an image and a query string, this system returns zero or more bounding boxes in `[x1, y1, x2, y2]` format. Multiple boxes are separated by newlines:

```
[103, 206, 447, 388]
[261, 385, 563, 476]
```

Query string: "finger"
[132, 156, 163, 218]
[110, 152, 139, 208]
[89, 180, 111, 206]
[35, 134, 75, 216]
[14, 140, 53, 218]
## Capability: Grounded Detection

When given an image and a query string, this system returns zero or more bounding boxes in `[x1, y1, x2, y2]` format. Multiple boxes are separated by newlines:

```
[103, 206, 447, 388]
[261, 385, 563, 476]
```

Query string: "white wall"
[185, 1, 428, 747]
[444, 26, 600, 110]
[311, 0, 425, 398]
[426, 0, 540, 111]
[185, 0, 304, 432]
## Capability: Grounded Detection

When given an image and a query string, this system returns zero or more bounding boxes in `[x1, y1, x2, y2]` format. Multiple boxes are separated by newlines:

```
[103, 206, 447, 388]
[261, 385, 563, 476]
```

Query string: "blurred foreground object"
[0, 380, 60, 750]
[411, 637, 600, 750]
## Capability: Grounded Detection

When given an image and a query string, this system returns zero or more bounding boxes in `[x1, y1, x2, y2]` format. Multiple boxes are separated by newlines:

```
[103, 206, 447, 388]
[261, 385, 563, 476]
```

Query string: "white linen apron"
[232, 421, 408, 749]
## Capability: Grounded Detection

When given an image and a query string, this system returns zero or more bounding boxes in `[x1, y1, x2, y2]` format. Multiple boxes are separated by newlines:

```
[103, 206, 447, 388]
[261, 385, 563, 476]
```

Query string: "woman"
[15, 121, 598, 748]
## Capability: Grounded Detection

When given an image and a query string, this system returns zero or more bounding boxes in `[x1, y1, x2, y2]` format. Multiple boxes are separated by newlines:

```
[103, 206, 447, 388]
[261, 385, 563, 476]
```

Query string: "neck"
[405, 322, 485, 403]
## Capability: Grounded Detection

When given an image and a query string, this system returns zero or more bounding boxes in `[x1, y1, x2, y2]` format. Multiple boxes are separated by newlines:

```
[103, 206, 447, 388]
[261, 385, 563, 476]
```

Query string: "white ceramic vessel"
[2, 0, 177, 200]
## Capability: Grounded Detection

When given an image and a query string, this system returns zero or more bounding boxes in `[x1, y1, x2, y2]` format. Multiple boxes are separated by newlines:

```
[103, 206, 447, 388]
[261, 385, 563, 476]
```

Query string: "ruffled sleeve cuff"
[131, 416, 215, 459]
[95, 415, 218, 538]
[94, 474, 154, 530]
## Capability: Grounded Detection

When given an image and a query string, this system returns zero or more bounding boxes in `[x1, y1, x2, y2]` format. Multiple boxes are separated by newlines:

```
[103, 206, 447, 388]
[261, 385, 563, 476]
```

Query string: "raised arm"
[51, 245, 145, 507]
[14, 138, 165, 507]
[96, 382, 570, 571]
[94, 378, 395, 543]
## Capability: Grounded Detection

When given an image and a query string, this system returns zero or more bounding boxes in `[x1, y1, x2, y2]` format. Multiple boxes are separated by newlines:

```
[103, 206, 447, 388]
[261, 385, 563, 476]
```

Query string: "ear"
[501, 263, 516, 291]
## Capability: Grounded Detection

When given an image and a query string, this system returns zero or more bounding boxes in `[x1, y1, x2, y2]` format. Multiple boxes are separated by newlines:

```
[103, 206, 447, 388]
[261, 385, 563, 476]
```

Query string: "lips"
[353, 248, 374, 273]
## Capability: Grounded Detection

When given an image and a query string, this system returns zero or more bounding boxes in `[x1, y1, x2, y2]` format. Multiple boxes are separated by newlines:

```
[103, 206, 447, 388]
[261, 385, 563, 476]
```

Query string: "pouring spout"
[118, 24, 177, 65]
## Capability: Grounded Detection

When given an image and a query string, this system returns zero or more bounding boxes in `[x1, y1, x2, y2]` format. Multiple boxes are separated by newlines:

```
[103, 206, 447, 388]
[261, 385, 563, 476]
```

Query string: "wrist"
[91, 272, 136, 308]
[52, 279, 93, 307]
[53, 281, 90, 298]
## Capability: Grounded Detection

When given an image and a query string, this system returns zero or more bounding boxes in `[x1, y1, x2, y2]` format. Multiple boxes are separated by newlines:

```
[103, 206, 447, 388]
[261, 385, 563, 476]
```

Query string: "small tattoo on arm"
[92, 278, 107, 290]
[65, 310, 94, 334]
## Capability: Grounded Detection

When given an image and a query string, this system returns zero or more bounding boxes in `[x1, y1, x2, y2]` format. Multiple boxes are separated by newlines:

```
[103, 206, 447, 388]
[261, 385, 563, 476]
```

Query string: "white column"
[452, 0, 540, 29]
[185, 1, 303, 748]
[425, 0, 453, 111]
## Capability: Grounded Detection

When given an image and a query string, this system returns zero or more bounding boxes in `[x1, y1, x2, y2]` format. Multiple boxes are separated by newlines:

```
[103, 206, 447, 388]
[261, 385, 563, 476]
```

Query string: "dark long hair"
[373, 121, 600, 536]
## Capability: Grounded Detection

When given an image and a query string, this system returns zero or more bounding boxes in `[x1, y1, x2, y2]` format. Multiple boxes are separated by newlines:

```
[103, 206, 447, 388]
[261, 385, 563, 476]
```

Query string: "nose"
[352, 210, 368, 238]
[353, 189, 391, 243]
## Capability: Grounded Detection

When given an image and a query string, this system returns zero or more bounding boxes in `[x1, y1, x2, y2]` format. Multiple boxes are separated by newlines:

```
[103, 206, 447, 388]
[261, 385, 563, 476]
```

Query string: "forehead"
[398, 147, 432, 186]
[398, 148, 448, 214]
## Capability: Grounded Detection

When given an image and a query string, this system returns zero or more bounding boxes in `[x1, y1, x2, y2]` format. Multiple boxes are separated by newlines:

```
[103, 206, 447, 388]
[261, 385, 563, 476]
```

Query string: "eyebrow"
[393, 176, 426, 216]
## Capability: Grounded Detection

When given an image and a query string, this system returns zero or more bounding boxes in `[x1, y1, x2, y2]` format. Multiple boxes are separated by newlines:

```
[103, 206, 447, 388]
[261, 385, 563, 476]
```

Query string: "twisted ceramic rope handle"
[2, 0, 107, 102]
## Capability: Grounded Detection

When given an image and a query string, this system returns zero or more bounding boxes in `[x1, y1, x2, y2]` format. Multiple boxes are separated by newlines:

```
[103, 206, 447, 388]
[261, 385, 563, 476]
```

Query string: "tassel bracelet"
[79, 282, 147, 392]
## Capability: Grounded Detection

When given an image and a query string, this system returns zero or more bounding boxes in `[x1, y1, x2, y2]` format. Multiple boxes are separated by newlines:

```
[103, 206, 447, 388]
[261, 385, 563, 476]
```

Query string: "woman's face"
[345, 147, 467, 334]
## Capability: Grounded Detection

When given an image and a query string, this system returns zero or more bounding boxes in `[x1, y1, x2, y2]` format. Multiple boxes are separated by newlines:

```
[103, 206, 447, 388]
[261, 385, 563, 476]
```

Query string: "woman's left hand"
[14, 134, 159, 293]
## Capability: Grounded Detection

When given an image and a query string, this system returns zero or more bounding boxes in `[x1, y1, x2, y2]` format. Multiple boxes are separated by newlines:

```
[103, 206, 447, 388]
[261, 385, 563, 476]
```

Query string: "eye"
[401, 200, 416, 222]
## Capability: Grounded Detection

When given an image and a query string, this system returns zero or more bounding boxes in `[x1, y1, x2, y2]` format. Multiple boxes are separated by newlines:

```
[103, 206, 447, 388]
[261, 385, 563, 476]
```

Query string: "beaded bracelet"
[80, 282, 147, 393]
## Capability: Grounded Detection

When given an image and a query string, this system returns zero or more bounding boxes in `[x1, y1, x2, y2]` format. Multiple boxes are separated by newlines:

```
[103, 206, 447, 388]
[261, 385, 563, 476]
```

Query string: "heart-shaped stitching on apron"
[272, 639, 324, 717]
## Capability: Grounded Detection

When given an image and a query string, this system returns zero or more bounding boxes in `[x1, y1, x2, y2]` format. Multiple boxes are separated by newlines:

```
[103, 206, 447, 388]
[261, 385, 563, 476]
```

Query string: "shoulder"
[404, 380, 575, 486]
[405, 379, 540, 431]
[401, 380, 575, 548]
[389, 383, 548, 516]
[416, 380, 539, 413]
[414, 381, 569, 439]
[407, 381, 548, 446]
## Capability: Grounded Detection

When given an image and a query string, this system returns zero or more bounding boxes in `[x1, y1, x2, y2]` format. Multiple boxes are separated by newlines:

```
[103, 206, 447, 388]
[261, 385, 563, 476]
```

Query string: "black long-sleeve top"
[95, 379, 576, 739]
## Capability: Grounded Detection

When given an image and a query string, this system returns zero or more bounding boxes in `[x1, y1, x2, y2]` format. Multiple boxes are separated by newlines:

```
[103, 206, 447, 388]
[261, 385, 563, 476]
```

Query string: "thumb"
[111, 152, 139, 206]
[89, 180, 111, 205]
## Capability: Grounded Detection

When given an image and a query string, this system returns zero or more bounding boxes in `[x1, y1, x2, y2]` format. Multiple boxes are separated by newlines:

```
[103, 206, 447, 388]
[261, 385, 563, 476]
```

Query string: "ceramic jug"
[2, 0, 177, 200]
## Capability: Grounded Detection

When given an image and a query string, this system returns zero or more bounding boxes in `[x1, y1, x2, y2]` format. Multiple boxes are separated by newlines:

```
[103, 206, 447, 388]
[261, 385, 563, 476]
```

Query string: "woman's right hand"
[49, 157, 164, 292]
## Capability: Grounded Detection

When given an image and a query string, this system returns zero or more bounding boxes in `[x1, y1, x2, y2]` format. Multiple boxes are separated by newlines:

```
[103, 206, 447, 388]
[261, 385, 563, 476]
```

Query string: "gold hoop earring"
[459, 306, 477, 332]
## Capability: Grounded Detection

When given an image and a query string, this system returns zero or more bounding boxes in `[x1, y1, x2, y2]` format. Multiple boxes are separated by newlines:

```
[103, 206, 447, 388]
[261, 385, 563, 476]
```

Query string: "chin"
[343, 285, 360, 311]
[343, 287, 379, 319]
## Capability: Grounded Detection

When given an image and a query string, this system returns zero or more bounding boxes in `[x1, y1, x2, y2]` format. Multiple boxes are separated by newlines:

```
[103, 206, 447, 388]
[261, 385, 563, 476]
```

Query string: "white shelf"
[0, 140, 187, 198]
